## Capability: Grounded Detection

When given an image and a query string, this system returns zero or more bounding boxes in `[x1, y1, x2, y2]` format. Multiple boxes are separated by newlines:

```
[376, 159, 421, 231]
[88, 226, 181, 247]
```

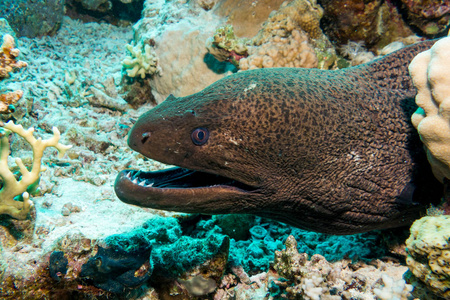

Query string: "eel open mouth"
[118, 167, 256, 189]
[114, 167, 258, 212]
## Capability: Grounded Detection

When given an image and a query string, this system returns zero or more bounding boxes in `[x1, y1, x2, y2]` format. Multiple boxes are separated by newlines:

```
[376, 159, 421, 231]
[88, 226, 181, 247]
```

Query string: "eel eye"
[191, 127, 209, 146]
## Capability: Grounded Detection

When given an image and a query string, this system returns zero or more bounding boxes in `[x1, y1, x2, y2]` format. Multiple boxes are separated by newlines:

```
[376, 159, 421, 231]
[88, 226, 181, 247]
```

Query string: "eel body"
[115, 40, 442, 235]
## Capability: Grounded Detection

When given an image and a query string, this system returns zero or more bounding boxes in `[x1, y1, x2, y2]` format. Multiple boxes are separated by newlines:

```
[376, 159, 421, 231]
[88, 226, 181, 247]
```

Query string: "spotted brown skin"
[115, 40, 442, 235]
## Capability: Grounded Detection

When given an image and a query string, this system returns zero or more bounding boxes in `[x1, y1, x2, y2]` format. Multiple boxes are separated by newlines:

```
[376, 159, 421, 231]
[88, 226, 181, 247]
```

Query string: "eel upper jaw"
[114, 167, 259, 213]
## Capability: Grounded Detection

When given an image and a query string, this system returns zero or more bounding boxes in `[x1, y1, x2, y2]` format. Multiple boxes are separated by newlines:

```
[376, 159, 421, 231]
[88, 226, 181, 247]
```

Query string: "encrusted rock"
[0, 0, 64, 37]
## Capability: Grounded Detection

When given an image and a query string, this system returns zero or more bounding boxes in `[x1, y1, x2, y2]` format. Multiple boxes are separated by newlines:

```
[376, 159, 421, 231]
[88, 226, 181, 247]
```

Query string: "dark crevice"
[65, 0, 144, 24]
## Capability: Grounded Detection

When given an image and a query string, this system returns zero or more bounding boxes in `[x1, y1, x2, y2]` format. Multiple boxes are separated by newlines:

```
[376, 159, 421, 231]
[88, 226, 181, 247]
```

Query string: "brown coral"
[0, 90, 23, 114]
[277, 0, 324, 39]
[0, 34, 27, 79]
[320, 0, 414, 50]
[0, 34, 27, 114]
[398, 0, 450, 36]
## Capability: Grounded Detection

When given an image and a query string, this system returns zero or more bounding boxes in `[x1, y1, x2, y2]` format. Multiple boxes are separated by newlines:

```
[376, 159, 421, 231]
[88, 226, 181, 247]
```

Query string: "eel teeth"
[138, 181, 146, 187]
[132, 178, 138, 184]
[126, 171, 132, 179]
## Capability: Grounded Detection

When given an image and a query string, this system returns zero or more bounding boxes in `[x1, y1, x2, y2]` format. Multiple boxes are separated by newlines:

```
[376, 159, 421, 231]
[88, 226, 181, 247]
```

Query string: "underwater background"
[0, 0, 450, 299]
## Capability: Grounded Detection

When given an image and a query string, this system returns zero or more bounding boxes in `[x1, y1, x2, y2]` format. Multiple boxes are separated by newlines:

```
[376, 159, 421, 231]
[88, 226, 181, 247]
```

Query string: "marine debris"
[0, 121, 71, 219]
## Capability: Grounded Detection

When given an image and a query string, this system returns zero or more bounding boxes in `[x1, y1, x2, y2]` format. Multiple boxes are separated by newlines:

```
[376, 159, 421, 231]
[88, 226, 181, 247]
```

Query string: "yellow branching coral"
[122, 42, 160, 79]
[0, 121, 71, 219]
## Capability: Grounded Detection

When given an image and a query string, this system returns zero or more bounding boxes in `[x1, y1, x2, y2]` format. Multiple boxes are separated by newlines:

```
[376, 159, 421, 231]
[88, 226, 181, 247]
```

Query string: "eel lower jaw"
[114, 167, 258, 213]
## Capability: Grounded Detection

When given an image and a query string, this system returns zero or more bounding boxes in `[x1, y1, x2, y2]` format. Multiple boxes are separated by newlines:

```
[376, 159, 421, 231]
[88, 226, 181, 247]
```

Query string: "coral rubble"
[268, 235, 414, 299]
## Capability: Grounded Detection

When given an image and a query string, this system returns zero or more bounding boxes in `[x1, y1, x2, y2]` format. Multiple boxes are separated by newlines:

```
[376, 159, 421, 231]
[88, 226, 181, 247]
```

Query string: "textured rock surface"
[320, 0, 414, 50]
[213, 0, 286, 37]
[0, 18, 16, 39]
[149, 19, 233, 103]
[405, 215, 450, 299]
[269, 235, 414, 299]
[130, 0, 234, 103]
[0, 0, 64, 38]
[398, 0, 450, 36]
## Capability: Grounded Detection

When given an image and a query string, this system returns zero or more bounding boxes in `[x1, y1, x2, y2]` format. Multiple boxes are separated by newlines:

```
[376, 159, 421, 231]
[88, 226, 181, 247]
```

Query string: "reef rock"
[405, 215, 450, 299]
[320, 0, 414, 50]
[270, 235, 414, 299]
[208, 0, 337, 70]
[65, 0, 144, 24]
[213, 0, 287, 37]
[134, 13, 233, 103]
[398, 0, 450, 36]
[0, 0, 64, 37]
[0, 18, 16, 39]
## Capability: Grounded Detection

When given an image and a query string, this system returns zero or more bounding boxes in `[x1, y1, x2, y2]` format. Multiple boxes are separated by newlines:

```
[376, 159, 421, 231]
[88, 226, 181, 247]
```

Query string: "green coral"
[206, 25, 249, 66]
[212, 25, 248, 55]
[122, 42, 160, 79]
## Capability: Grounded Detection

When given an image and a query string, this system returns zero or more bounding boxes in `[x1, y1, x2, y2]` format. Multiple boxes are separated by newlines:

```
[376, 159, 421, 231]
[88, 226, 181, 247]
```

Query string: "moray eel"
[115, 40, 442, 235]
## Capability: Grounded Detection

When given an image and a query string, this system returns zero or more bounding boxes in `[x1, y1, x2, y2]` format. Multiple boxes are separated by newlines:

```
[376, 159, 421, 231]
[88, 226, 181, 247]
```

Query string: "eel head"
[115, 76, 274, 215]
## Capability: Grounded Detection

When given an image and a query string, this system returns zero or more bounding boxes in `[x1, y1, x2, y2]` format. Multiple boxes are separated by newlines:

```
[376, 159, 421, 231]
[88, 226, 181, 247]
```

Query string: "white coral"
[409, 35, 450, 182]
[122, 42, 161, 79]
[373, 274, 413, 300]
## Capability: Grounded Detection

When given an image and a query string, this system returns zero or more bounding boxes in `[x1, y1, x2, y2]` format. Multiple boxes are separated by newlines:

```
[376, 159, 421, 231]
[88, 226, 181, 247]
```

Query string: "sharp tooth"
[139, 181, 146, 186]
[146, 182, 154, 187]
[132, 178, 138, 184]
[126, 172, 132, 179]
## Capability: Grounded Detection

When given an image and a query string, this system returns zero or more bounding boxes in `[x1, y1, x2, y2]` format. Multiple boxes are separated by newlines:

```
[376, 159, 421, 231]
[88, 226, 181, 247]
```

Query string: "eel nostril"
[141, 132, 151, 144]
